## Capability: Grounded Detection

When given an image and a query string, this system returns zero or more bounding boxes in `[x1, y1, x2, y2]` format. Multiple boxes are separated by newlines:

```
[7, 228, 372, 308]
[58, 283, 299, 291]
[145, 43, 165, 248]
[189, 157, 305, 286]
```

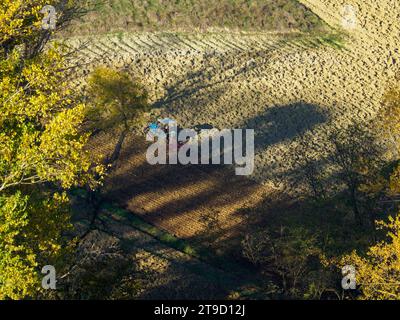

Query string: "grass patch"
[101, 202, 256, 279]
[71, 189, 261, 284]
[64, 0, 327, 36]
[291, 32, 347, 51]
[101, 202, 200, 257]
[318, 33, 347, 50]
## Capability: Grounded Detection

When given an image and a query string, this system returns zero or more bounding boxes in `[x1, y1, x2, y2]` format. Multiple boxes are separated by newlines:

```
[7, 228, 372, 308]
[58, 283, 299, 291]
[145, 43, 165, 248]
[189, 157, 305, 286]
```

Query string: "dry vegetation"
[63, 0, 325, 35]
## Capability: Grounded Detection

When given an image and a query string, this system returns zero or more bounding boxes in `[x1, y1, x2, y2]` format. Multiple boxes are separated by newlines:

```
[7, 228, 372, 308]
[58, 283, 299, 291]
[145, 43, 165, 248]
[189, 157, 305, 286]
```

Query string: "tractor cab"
[144, 118, 179, 139]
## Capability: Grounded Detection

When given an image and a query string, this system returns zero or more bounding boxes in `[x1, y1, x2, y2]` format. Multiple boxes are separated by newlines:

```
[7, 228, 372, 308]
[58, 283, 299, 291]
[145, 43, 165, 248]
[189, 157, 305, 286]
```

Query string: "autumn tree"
[340, 214, 400, 300]
[0, 1, 103, 299]
[335, 87, 400, 300]
[86, 67, 149, 164]
[1, 0, 91, 57]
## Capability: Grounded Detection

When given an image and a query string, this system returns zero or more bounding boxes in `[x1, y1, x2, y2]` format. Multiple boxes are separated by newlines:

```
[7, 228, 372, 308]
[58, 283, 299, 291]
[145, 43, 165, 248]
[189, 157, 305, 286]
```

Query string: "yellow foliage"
[340, 214, 400, 300]
[86, 67, 149, 131]
[0, 1, 79, 51]
[0, 1, 102, 299]
[0, 191, 73, 299]
[0, 46, 103, 191]
[0, 0, 45, 45]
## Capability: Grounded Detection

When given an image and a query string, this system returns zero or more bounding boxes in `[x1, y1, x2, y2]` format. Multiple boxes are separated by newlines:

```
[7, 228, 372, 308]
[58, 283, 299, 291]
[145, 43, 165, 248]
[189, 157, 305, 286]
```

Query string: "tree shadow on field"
[99, 101, 330, 250]
[96, 131, 270, 273]
[244, 102, 329, 152]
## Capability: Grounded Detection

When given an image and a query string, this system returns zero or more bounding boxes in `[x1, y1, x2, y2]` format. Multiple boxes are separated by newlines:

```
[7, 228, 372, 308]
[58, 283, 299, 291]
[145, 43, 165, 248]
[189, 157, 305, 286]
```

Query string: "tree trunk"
[349, 184, 362, 226]
[105, 124, 129, 166]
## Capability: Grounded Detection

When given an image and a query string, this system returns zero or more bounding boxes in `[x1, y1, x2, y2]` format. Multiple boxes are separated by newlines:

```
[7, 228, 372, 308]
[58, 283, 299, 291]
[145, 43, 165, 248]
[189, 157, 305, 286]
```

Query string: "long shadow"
[243, 102, 329, 151]
[97, 57, 332, 287]
[101, 101, 330, 241]
[102, 137, 232, 201]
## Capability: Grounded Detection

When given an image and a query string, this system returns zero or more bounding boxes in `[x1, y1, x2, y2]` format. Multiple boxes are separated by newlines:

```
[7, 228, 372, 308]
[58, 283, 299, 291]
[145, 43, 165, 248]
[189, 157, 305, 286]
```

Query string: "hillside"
[64, 0, 325, 36]
[4, 0, 400, 301]
[63, 0, 400, 299]
[64, 0, 400, 244]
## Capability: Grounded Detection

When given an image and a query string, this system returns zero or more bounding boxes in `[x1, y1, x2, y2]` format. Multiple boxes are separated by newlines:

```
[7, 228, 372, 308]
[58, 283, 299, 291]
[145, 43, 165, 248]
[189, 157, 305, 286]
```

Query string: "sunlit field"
[1, 0, 400, 303]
